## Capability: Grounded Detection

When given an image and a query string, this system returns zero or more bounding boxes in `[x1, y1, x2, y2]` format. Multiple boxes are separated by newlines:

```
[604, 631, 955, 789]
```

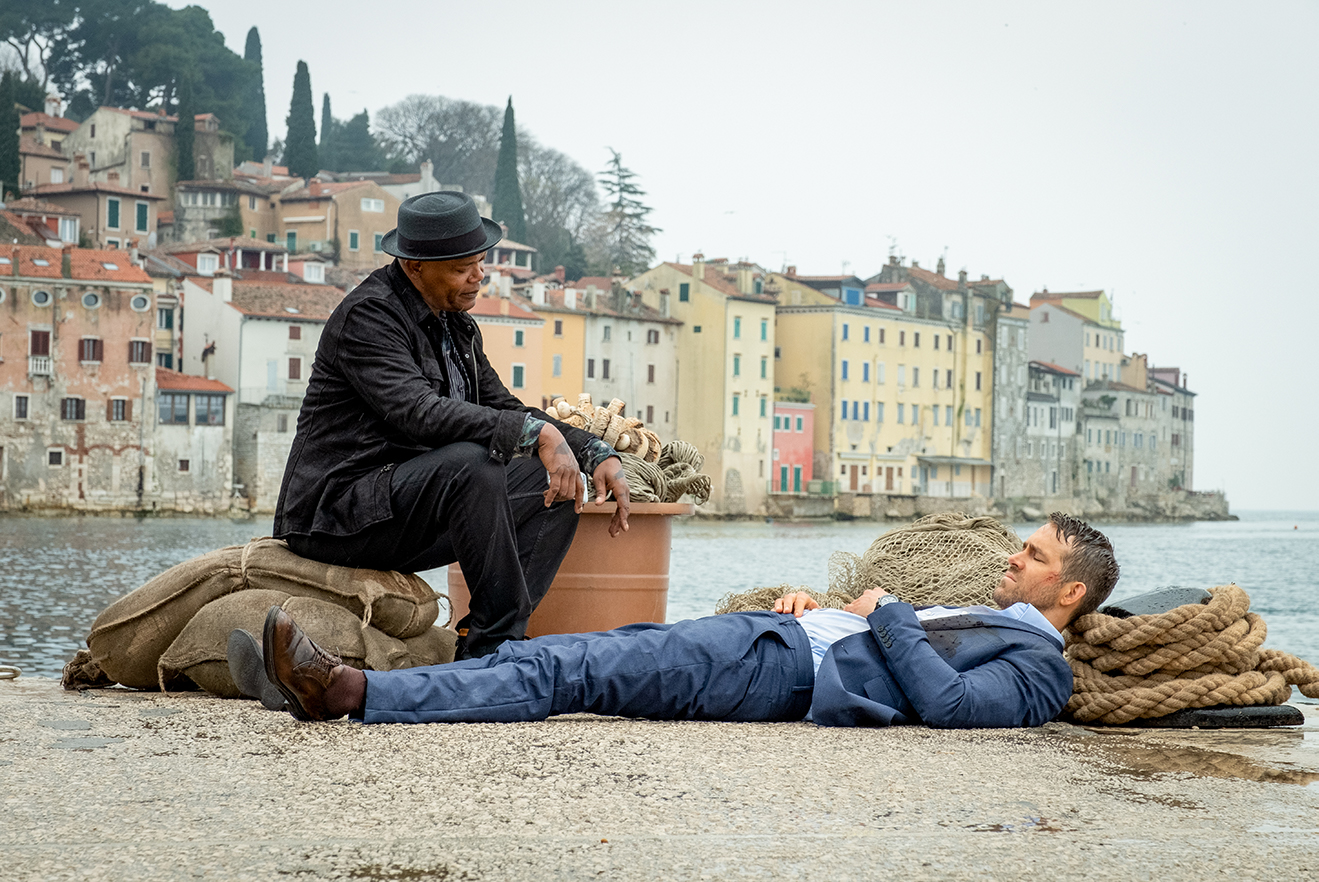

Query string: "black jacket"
[274, 260, 598, 538]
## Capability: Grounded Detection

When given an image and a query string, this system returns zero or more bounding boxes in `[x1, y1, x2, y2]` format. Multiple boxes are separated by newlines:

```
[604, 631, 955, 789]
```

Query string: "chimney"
[659, 288, 670, 318]
[73, 154, 90, 188]
[911, 260, 919, 269]
[784, 265, 796, 277]
[584, 284, 598, 309]
[212, 268, 233, 301]
[888, 254, 899, 267]
[489, 270, 501, 293]
[262, 157, 273, 178]
[62, 243, 73, 279]
[46, 94, 63, 117]
[553, 265, 565, 283]
[499, 298, 509, 316]
[958, 269, 967, 290]
[692, 252, 705, 282]
[936, 256, 946, 276]
[499, 275, 512, 299]
[420, 159, 435, 192]
[107, 170, 120, 185]
[564, 287, 577, 310]
[736, 265, 754, 295]
[530, 282, 546, 305]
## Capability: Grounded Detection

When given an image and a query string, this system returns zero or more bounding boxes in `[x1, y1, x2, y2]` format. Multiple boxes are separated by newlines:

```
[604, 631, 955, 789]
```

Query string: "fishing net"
[715, 512, 1021, 614]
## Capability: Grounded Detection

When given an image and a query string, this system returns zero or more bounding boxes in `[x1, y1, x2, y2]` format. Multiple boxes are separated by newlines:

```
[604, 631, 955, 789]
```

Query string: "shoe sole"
[226, 628, 286, 711]
[263, 606, 314, 721]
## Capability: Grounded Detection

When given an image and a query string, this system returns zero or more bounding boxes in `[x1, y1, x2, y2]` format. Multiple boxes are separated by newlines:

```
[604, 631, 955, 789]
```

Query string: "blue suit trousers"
[362, 611, 816, 724]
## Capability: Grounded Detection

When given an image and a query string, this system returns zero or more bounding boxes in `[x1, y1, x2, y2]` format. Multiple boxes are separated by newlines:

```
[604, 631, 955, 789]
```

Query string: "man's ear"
[1058, 580, 1087, 613]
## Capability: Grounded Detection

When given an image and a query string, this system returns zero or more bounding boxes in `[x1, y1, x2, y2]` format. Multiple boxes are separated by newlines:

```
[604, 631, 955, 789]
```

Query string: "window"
[840, 360, 849, 380]
[842, 323, 849, 341]
[108, 398, 130, 422]
[603, 325, 611, 342]
[195, 394, 225, 425]
[30, 329, 50, 356]
[179, 459, 190, 472]
[760, 356, 767, 379]
[157, 307, 174, 330]
[552, 354, 562, 377]
[975, 371, 982, 391]
[59, 217, 77, 242]
[897, 403, 905, 424]
[760, 319, 768, 341]
[249, 195, 258, 210]
[602, 359, 611, 379]
[946, 335, 952, 351]
[912, 367, 919, 387]
[899, 330, 906, 346]
[130, 293, 150, 312]
[647, 405, 654, 423]
[79, 338, 103, 362]
[61, 398, 86, 420]
[679, 283, 689, 302]
[976, 339, 983, 354]
[288, 357, 302, 381]
[878, 328, 885, 344]
[135, 202, 149, 232]
[514, 329, 524, 347]
[733, 355, 741, 377]
[197, 253, 219, 275]
[795, 416, 803, 432]
[587, 358, 595, 378]
[52, 167, 64, 184]
[289, 325, 302, 340]
[774, 416, 782, 431]
[732, 394, 739, 416]
[159, 393, 189, 424]
[946, 369, 952, 388]
[733, 317, 742, 339]
[82, 291, 102, 309]
[156, 353, 173, 368]
[286, 231, 298, 252]
[877, 363, 885, 384]
[373, 233, 384, 253]
[945, 405, 952, 425]
[15, 395, 29, 420]
[914, 332, 920, 348]
[897, 365, 906, 386]
[760, 397, 767, 417]
[862, 363, 870, 382]
[932, 370, 939, 390]
[975, 408, 982, 427]
[348, 231, 360, 251]
[864, 326, 871, 343]
[647, 364, 655, 383]
[361, 198, 385, 213]
[693, 326, 701, 333]
[841, 399, 848, 420]
[511, 364, 526, 389]
[107, 198, 120, 229]
[48, 449, 64, 466]
[862, 402, 869, 421]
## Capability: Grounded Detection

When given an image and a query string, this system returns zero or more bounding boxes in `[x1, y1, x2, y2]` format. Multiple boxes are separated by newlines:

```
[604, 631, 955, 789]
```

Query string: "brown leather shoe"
[262, 606, 347, 721]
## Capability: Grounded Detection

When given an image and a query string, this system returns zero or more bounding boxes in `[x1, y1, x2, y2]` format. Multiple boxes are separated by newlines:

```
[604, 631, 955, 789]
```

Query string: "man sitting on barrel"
[262, 513, 1119, 728]
[273, 192, 629, 660]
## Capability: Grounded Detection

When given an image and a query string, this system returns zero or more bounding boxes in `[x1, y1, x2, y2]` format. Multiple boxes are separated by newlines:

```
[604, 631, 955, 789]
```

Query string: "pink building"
[772, 401, 814, 493]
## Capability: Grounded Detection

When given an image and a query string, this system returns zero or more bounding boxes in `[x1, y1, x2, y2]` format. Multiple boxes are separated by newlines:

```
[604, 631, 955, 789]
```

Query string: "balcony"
[28, 356, 52, 376]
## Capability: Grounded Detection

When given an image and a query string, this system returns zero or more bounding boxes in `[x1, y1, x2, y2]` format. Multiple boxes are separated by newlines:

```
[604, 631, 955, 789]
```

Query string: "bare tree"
[375, 94, 502, 198]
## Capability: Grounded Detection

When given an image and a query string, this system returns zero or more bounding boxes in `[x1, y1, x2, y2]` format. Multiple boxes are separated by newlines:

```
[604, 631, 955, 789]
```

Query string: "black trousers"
[288, 443, 580, 656]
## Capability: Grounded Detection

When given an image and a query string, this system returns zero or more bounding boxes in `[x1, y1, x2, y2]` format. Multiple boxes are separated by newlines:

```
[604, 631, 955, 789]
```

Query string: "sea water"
[0, 511, 1314, 678]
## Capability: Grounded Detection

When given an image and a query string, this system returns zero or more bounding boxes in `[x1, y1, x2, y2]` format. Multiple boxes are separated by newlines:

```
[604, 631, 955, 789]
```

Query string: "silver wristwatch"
[876, 594, 900, 609]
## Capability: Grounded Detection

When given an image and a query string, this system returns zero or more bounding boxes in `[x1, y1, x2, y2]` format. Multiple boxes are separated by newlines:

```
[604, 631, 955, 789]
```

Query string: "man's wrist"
[876, 594, 900, 609]
[515, 415, 547, 458]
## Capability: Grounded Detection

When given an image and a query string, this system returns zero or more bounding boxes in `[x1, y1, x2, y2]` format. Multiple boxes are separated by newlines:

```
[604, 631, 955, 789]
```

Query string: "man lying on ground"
[262, 513, 1118, 728]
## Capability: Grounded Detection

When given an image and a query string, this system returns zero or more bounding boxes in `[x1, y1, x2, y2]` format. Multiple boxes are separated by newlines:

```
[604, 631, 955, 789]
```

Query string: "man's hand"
[537, 423, 585, 512]
[591, 458, 630, 537]
[773, 591, 819, 617]
[843, 586, 890, 618]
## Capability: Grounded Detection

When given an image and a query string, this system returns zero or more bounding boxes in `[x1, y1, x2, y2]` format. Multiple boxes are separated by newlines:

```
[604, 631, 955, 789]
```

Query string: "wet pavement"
[1, 677, 1316, 881]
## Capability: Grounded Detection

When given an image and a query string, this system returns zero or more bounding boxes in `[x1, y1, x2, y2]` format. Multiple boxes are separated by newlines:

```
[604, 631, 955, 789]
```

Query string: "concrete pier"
[2, 677, 1316, 880]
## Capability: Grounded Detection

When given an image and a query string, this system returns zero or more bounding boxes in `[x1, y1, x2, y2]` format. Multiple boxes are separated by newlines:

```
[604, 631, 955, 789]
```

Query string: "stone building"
[59, 107, 234, 197]
[153, 368, 235, 512]
[989, 301, 1032, 499]
[0, 243, 160, 510]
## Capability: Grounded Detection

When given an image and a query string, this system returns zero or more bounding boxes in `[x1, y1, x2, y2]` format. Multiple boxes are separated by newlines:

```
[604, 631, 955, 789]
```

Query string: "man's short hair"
[1048, 512, 1119, 621]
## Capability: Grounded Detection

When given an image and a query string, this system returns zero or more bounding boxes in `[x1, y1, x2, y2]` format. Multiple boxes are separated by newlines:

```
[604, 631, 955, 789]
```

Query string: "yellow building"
[523, 284, 588, 408]
[468, 292, 545, 408]
[275, 180, 401, 271]
[769, 272, 995, 497]
[1030, 289, 1124, 382]
[630, 256, 776, 514]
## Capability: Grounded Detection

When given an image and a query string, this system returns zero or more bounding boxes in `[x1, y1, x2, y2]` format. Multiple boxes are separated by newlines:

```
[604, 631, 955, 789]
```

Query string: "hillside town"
[0, 94, 1219, 522]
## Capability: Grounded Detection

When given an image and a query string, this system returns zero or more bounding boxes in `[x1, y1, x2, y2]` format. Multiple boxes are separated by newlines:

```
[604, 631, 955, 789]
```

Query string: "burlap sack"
[158, 593, 460, 698]
[88, 538, 443, 689]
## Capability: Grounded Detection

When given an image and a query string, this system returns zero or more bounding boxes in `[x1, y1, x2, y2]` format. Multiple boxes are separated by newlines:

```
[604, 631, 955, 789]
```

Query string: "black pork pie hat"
[380, 191, 503, 261]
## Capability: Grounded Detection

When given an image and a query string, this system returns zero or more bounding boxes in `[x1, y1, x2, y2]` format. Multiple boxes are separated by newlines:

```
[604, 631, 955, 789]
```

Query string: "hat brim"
[380, 216, 504, 261]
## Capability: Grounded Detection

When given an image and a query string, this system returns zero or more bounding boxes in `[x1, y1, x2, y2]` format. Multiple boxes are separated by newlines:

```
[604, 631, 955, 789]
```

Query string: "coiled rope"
[1065, 584, 1319, 724]
[616, 441, 712, 504]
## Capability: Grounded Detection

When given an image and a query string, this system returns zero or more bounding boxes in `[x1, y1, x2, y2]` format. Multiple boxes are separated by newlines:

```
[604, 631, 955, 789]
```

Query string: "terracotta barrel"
[446, 501, 693, 637]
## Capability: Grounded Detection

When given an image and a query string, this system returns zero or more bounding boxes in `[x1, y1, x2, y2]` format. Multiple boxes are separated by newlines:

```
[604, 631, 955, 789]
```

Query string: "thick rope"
[1065, 584, 1319, 724]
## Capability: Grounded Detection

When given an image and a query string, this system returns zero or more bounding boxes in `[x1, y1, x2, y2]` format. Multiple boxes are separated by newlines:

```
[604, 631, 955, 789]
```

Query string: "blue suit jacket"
[810, 603, 1073, 728]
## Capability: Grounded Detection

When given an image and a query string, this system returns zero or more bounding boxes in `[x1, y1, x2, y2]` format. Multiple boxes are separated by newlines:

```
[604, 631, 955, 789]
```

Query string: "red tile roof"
[156, 368, 233, 393]
[280, 180, 374, 201]
[864, 296, 902, 311]
[20, 112, 79, 133]
[0, 243, 151, 282]
[664, 262, 776, 302]
[33, 182, 165, 199]
[467, 294, 540, 321]
[229, 281, 345, 321]
[157, 210, 175, 224]
[0, 212, 47, 245]
[5, 196, 80, 217]
[865, 282, 910, 293]
[163, 236, 287, 254]
[19, 136, 65, 160]
[1030, 360, 1080, 376]
[903, 264, 959, 292]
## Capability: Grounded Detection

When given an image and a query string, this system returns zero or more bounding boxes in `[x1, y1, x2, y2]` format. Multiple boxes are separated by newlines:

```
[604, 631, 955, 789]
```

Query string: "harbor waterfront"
[0, 510, 1315, 678]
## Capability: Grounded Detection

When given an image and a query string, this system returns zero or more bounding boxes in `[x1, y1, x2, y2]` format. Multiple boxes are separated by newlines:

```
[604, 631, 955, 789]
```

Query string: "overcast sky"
[175, 0, 1318, 511]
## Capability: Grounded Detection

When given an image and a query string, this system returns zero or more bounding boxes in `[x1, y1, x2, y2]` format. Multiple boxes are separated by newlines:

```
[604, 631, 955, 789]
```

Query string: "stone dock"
[1, 677, 1315, 881]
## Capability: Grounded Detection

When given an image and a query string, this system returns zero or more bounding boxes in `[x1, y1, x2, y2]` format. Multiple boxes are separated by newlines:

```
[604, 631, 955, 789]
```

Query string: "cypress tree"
[243, 27, 268, 159]
[0, 72, 20, 199]
[284, 61, 319, 180]
[319, 93, 335, 171]
[491, 97, 526, 242]
[174, 76, 196, 181]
